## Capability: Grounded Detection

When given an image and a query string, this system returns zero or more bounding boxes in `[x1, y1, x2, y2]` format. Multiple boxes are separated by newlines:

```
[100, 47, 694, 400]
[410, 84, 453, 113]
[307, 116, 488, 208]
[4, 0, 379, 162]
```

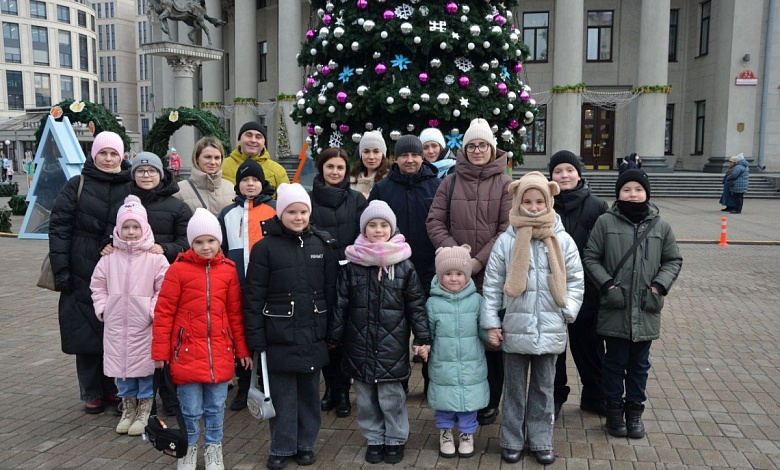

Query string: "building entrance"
[580, 104, 615, 170]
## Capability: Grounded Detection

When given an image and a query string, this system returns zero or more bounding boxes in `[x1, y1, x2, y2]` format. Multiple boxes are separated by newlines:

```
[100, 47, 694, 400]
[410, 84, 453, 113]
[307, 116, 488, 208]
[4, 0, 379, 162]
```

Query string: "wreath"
[144, 107, 231, 163]
[34, 99, 132, 150]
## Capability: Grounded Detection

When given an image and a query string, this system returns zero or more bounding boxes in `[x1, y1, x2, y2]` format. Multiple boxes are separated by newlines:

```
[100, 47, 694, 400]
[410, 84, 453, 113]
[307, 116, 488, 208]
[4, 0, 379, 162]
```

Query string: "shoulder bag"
[143, 365, 188, 458]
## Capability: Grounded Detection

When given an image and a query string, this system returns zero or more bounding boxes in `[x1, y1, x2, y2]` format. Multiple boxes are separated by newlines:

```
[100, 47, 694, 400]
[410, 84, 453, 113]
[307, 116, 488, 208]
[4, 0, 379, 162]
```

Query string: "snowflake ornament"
[390, 54, 412, 70]
[339, 66, 355, 82]
[500, 65, 511, 80]
[444, 74, 456, 85]
[446, 132, 464, 149]
[319, 85, 328, 96]
[329, 130, 344, 148]
[335, 14, 345, 26]
[419, 6, 429, 16]
[395, 4, 414, 20]
[454, 57, 473, 72]
[451, 31, 460, 40]
[459, 97, 470, 108]
[429, 20, 447, 33]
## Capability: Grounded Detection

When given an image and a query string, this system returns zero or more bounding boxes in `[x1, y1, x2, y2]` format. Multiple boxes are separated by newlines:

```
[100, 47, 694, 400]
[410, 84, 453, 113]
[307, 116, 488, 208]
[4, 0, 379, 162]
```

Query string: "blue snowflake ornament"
[390, 54, 412, 70]
[500, 66, 511, 80]
[446, 133, 464, 149]
[339, 66, 355, 83]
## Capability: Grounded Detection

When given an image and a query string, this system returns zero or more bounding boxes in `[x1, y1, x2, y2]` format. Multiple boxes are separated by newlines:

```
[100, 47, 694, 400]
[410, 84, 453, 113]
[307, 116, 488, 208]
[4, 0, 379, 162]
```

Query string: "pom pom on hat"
[615, 169, 651, 200]
[508, 171, 559, 217]
[419, 128, 446, 150]
[276, 183, 312, 216]
[548, 150, 582, 177]
[187, 208, 223, 245]
[91, 131, 124, 158]
[435, 244, 473, 281]
[462, 118, 496, 155]
[238, 121, 267, 140]
[359, 200, 397, 235]
[394, 135, 423, 157]
[358, 130, 387, 155]
[131, 152, 164, 176]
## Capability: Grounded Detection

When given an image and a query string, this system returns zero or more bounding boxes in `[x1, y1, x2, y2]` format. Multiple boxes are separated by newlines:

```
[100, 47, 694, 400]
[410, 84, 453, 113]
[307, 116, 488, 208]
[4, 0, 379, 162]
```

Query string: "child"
[328, 200, 432, 465]
[242, 183, 338, 470]
[217, 158, 276, 411]
[426, 245, 488, 458]
[583, 170, 682, 439]
[90, 195, 169, 436]
[152, 208, 252, 470]
[480, 171, 584, 465]
[6, 164, 13, 182]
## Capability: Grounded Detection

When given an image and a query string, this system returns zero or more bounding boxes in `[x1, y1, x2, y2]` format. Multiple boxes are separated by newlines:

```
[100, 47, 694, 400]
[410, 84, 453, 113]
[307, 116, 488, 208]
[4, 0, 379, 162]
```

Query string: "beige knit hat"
[462, 118, 497, 155]
[509, 171, 560, 217]
[358, 130, 387, 155]
[435, 244, 473, 280]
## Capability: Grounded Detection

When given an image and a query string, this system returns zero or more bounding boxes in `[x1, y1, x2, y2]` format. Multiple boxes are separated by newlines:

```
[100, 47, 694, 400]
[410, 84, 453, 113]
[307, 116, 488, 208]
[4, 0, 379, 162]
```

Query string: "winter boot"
[457, 432, 475, 458]
[128, 397, 154, 436]
[438, 429, 456, 458]
[115, 397, 137, 434]
[335, 390, 352, 417]
[204, 442, 225, 470]
[605, 401, 627, 437]
[178, 445, 197, 470]
[320, 387, 335, 411]
[625, 402, 646, 439]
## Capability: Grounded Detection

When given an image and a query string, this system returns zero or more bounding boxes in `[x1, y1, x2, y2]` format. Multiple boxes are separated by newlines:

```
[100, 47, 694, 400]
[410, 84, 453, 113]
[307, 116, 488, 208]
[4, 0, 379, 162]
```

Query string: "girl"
[91, 195, 169, 436]
[350, 131, 389, 198]
[152, 208, 252, 470]
[243, 183, 338, 470]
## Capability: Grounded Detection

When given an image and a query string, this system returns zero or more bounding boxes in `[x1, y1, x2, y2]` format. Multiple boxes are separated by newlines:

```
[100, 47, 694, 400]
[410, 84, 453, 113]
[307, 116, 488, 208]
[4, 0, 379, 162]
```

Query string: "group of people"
[2, 153, 13, 182]
[48, 118, 683, 470]
[719, 153, 750, 214]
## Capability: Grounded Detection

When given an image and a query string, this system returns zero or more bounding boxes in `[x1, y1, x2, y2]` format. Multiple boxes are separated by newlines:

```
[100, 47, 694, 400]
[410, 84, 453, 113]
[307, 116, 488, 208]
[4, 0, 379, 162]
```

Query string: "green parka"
[583, 203, 682, 341]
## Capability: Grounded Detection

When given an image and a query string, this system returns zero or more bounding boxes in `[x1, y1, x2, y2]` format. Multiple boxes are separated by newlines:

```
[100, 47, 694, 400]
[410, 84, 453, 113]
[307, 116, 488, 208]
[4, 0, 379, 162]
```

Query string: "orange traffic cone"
[718, 217, 728, 246]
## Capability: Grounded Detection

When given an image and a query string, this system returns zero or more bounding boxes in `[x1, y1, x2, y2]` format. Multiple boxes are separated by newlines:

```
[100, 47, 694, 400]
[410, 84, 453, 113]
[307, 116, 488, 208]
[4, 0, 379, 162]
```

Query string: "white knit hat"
[462, 118, 496, 155]
[187, 208, 223, 245]
[276, 183, 312, 216]
[358, 130, 387, 155]
[359, 200, 397, 235]
[419, 128, 446, 150]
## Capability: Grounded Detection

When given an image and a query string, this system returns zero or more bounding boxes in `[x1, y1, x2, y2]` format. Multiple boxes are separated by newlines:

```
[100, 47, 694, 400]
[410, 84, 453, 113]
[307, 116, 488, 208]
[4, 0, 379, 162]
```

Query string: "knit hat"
[615, 169, 651, 199]
[358, 130, 387, 155]
[235, 158, 266, 193]
[91, 131, 124, 158]
[115, 195, 149, 231]
[238, 121, 267, 140]
[359, 200, 397, 235]
[435, 244, 473, 280]
[462, 118, 497, 155]
[548, 150, 582, 177]
[394, 135, 423, 157]
[276, 182, 311, 215]
[419, 128, 446, 150]
[509, 171, 559, 217]
[187, 207, 223, 245]
[131, 152, 164, 175]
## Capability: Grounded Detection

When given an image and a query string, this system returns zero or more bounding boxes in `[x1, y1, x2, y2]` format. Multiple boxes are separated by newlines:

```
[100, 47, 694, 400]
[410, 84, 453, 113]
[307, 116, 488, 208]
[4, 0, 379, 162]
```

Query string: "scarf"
[345, 233, 412, 280]
[617, 200, 649, 224]
[505, 208, 568, 307]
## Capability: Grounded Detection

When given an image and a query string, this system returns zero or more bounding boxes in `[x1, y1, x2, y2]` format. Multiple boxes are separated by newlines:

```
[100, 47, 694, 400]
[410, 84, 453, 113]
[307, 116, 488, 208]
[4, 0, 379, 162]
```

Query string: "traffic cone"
[718, 217, 728, 246]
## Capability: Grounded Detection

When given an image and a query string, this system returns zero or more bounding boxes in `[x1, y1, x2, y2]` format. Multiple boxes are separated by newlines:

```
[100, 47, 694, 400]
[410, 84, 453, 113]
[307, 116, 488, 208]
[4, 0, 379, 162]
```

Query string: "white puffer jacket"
[480, 214, 584, 355]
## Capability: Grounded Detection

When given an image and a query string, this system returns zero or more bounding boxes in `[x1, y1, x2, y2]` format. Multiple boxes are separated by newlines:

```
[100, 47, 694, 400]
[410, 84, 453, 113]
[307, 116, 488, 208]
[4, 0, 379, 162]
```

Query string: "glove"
[54, 271, 73, 294]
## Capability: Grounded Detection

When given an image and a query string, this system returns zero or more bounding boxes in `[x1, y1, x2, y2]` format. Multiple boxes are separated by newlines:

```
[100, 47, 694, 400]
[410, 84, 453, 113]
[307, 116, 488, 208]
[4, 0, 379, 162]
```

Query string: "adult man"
[1, 154, 9, 182]
[223, 122, 289, 196]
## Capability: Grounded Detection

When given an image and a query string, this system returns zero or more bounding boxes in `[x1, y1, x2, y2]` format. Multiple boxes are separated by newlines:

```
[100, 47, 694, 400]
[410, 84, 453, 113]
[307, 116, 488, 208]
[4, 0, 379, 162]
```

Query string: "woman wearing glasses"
[426, 118, 513, 426]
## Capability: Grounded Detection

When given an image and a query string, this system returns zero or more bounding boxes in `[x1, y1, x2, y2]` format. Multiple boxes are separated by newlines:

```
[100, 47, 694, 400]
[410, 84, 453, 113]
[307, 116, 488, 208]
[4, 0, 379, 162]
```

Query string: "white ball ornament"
[333, 27, 344, 38]
[414, 36, 421, 44]
[296, 90, 304, 99]
[490, 59, 499, 68]
[310, 48, 317, 56]
[390, 130, 401, 140]
[468, 42, 475, 50]
[521, 144, 528, 152]
[507, 91, 517, 101]
[314, 125, 323, 134]
[490, 73, 496, 80]
[386, 96, 394, 104]
[331, 123, 338, 130]
[319, 27, 329, 37]
[492, 107, 500, 115]
[453, 109, 461, 117]
[407, 124, 415, 132]
[506, 11, 512, 20]
[462, 5, 470, 14]
[507, 151, 514, 160]
[483, 41, 491, 48]
[355, 67, 364, 75]
[480, 63, 490, 71]
[357, 18, 365, 26]
[470, 25, 481, 36]
[524, 85, 532, 93]
[351, 41, 360, 51]
[352, 133, 362, 143]
[516, 49, 523, 57]
[297, 99, 305, 109]
[460, 15, 468, 23]
[345, 102, 353, 109]
[317, 95, 327, 105]
[373, 51, 381, 59]
[450, 128, 460, 136]
[491, 26, 502, 34]
[306, 107, 313, 114]
[437, 93, 450, 104]
[401, 22, 413, 34]
[478, 86, 489, 96]
[507, 103, 514, 111]
[412, 103, 420, 111]
[327, 81, 334, 88]
[399, 87, 411, 98]
[336, 44, 343, 51]
[518, 126, 527, 136]
[365, 122, 373, 130]
[502, 43, 509, 50]
[317, 8, 325, 17]
[440, 42, 448, 50]
[529, 99, 537, 106]
[501, 130, 512, 141]
[430, 59, 442, 68]
[363, 20, 375, 31]
[510, 33, 518, 43]
[420, 93, 430, 102]
[380, 31, 388, 39]
[490, 125, 499, 133]
[322, 40, 328, 47]
[328, 106, 336, 113]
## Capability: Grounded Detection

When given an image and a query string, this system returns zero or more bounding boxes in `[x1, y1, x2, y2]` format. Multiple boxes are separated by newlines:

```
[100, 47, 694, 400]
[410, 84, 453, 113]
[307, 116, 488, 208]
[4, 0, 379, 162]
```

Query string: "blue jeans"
[116, 375, 154, 399]
[434, 410, 478, 434]
[501, 353, 556, 452]
[267, 370, 321, 457]
[353, 380, 408, 446]
[177, 382, 229, 447]
[602, 337, 652, 403]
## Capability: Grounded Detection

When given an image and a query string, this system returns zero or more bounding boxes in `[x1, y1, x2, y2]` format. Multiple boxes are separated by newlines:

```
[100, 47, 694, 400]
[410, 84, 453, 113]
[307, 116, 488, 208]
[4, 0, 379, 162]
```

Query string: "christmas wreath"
[144, 107, 231, 162]
[34, 99, 132, 150]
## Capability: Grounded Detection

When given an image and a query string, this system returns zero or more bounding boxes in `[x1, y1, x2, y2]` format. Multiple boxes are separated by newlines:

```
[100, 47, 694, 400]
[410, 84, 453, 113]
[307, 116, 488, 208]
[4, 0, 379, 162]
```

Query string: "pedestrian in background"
[724, 153, 749, 214]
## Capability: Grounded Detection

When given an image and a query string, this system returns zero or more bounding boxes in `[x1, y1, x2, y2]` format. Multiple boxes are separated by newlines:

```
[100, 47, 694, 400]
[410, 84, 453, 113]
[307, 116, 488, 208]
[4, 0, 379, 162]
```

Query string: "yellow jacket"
[223, 147, 290, 197]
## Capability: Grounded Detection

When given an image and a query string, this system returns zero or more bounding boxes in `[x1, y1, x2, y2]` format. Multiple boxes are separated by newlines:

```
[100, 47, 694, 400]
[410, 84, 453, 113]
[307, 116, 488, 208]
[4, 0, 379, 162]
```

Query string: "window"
[141, 118, 149, 141]
[100, 87, 105, 106]
[79, 34, 88, 70]
[99, 57, 104, 81]
[523, 105, 547, 154]
[664, 104, 674, 155]
[110, 24, 115, 50]
[112, 56, 117, 81]
[107, 87, 113, 110]
[110, 2, 115, 17]
[81, 78, 90, 101]
[140, 86, 145, 111]
[112, 88, 118, 112]
[2, 22, 21, 63]
[258, 41, 268, 82]
[57, 5, 70, 23]
[143, 55, 148, 80]
[523, 12, 548, 62]
[98, 25, 103, 50]
[30, 0, 46, 18]
[6, 70, 23, 110]
[59, 30, 72, 68]
[31, 26, 49, 66]
[224, 53, 230, 90]
[1, 0, 18, 15]
[34, 72, 51, 107]
[78, 10, 87, 27]
[587, 10, 613, 61]
[96, 2, 102, 18]
[669, 9, 679, 62]
[694, 101, 705, 154]
[137, 22, 142, 47]
[61, 76, 74, 100]
[699, 1, 710, 56]
[142, 21, 147, 44]
[91, 38, 96, 72]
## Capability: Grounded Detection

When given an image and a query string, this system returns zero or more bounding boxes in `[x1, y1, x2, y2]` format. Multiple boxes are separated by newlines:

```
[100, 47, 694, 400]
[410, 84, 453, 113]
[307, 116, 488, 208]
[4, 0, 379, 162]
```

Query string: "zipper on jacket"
[206, 262, 215, 383]
[298, 235, 304, 247]
[174, 327, 184, 362]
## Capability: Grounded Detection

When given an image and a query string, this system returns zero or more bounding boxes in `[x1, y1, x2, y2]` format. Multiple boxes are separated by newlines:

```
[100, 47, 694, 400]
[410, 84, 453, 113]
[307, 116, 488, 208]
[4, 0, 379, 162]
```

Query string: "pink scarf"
[345, 233, 412, 280]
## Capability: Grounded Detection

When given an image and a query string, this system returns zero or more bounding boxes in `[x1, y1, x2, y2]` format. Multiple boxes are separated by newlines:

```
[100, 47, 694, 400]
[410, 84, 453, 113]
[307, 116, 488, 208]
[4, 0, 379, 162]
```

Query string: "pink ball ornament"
[520, 90, 530, 101]
[514, 63, 523, 74]
[306, 77, 316, 87]
[508, 119, 520, 129]
[494, 14, 506, 25]
[357, 0, 368, 10]
[383, 10, 395, 20]
[339, 124, 350, 133]
[429, 119, 440, 127]
[306, 30, 316, 40]
[323, 14, 332, 25]
[307, 124, 316, 135]
[497, 82, 508, 94]
[321, 65, 331, 75]
[418, 72, 429, 83]
[445, 2, 458, 14]
[337, 91, 348, 103]
[458, 76, 470, 88]
[375, 63, 387, 75]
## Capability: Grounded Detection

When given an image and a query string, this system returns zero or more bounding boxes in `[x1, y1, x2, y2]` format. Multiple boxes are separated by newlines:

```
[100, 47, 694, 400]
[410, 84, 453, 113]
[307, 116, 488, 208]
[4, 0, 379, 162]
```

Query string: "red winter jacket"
[152, 249, 250, 386]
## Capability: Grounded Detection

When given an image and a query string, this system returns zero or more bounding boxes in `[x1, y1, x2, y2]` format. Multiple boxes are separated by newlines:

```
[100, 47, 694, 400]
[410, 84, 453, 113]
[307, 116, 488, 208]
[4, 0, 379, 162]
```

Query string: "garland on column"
[275, 111, 294, 159]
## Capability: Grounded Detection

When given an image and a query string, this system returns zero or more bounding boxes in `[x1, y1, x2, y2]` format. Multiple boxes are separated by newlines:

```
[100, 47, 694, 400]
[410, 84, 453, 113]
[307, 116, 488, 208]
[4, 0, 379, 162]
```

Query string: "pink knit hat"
[115, 195, 152, 241]
[435, 244, 473, 280]
[276, 183, 312, 215]
[187, 208, 223, 245]
[91, 131, 124, 158]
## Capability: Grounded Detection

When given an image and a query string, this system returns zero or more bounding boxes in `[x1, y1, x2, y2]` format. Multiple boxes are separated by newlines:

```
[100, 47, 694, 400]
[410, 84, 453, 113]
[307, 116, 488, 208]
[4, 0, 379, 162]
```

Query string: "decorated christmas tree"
[291, 0, 537, 165]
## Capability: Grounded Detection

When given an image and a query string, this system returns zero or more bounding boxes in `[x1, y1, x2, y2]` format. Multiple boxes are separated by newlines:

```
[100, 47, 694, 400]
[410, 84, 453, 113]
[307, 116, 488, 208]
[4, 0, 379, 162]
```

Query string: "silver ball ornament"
[400, 22, 413, 34]
[437, 93, 450, 105]
[386, 96, 394, 104]
[352, 133, 362, 143]
[317, 95, 327, 105]
[478, 86, 489, 96]
[390, 130, 401, 140]
[328, 105, 336, 113]
[420, 93, 430, 102]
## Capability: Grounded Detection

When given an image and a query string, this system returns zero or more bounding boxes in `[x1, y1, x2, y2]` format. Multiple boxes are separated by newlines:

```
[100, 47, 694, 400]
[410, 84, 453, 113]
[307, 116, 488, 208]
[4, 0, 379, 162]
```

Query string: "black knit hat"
[615, 169, 651, 199]
[394, 135, 423, 157]
[238, 121, 267, 140]
[548, 150, 582, 177]
[235, 158, 266, 195]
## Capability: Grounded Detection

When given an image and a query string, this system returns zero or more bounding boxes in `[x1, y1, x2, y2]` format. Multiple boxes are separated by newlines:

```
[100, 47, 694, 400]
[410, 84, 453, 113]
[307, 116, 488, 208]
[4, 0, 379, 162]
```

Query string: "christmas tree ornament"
[518, 126, 527, 136]
[444, 74, 456, 85]
[429, 119, 439, 127]
[318, 95, 327, 105]
[322, 65, 331, 75]
[413, 36, 421, 44]
[492, 108, 501, 115]
[459, 96, 469, 107]
[394, 4, 414, 19]
[412, 103, 420, 111]
[529, 99, 536, 106]
[306, 30, 316, 40]
[327, 81, 335, 88]
[507, 151, 514, 159]
[383, 9, 395, 20]
[326, 1, 334, 12]
[357, 0, 367, 10]
[508, 120, 519, 129]
[399, 87, 411, 98]
[445, 2, 458, 14]
[319, 27, 330, 37]
[420, 93, 430, 102]
[352, 133, 362, 143]
[328, 105, 336, 113]
[437, 93, 450, 104]
[470, 25, 481, 36]
[323, 14, 332, 25]
[497, 82, 508, 94]
[357, 85, 368, 95]
[365, 122, 373, 130]
[482, 41, 491, 49]
[333, 26, 345, 37]
[506, 10, 513, 20]
[455, 57, 473, 72]
[461, 5, 469, 14]
[501, 130, 512, 141]
[386, 96, 394, 104]
[336, 44, 344, 51]
[491, 26, 502, 34]
[502, 43, 509, 50]
[306, 107, 313, 114]
[430, 58, 442, 68]
[507, 103, 514, 111]
[520, 90, 530, 101]
[337, 91, 348, 102]
[407, 124, 415, 131]
[390, 130, 401, 140]
[307, 124, 315, 135]
[351, 41, 360, 51]
[355, 67, 364, 75]
[363, 20, 375, 31]
[381, 31, 389, 39]
[520, 144, 527, 152]
[322, 39, 329, 46]
[419, 5, 429, 16]
[315, 125, 323, 135]
[461, 15, 468, 23]
[317, 9, 325, 17]
[458, 76, 470, 88]
[400, 22, 413, 34]
[339, 124, 350, 133]
[509, 33, 518, 43]
[453, 109, 461, 117]
[490, 73, 497, 80]
[440, 42, 448, 50]
[490, 59, 499, 68]
[373, 51, 381, 59]
[375, 63, 388, 75]
[478, 86, 489, 96]
[346, 102, 353, 109]
[418, 72, 429, 83]
[310, 48, 318, 55]
[451, 31, 460, 40]
[494, 14, 506, 25]
[491, 124, 499, 133]
[358, 18, 365, 25]
[468, 42, 475, 50]
[524, 111, 534, 123]
[307, 77, 316, 86]
[391, 54, 412, 70]
[297, 99, 306, 110]
[480, 63, 489, 71]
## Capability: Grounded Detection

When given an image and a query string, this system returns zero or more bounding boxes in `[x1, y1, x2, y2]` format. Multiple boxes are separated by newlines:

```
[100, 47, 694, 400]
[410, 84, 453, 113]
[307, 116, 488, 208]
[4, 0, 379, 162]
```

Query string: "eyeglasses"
[465, 142, 490, 153]
[135, 169, 158, 176]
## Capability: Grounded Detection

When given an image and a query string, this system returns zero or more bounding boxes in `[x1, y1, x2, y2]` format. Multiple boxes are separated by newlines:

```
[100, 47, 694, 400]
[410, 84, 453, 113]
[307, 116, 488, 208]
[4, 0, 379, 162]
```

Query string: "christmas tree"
[291, 0, 537, 165]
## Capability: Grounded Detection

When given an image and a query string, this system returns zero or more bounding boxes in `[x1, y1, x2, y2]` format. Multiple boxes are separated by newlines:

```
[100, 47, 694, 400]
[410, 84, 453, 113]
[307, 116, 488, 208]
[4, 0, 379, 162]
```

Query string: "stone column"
[232, 1, 258, 143]
[550, 0, 584, 154]
[167, 57, 198, 165]
[278, 0, 303, 157]
[634, 0, 671, 172]
[202, 0, 223, 102]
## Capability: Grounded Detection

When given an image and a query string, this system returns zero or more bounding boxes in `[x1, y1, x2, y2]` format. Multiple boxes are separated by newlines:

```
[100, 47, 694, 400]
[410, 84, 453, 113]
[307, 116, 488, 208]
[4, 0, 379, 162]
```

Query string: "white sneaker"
[178, 445, 197, 470]
[439, 428, 456, 458]
[204, 442, 225, 470]
[458, 432, 475, 457]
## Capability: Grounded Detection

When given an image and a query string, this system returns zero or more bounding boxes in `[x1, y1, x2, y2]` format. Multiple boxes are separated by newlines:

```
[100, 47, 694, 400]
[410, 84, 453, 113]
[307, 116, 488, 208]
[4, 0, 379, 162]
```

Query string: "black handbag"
[144, 366, 188, 458]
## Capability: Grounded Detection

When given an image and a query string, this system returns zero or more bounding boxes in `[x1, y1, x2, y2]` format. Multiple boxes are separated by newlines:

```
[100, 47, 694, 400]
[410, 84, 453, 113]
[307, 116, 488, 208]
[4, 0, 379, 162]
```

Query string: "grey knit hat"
[394, 135, 423, 157]
[132, 152, 164, 175]
[359, 200, 397, 235]
[358, 130, 387, 155]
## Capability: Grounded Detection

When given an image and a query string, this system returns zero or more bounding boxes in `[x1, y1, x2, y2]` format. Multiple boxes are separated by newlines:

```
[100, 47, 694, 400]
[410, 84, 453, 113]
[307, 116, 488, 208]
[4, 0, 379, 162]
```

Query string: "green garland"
[551, 83, 587, 94]
[33, 99, 132, 151]
[632, 85, 672, 94]
[143, 107, 231, 161]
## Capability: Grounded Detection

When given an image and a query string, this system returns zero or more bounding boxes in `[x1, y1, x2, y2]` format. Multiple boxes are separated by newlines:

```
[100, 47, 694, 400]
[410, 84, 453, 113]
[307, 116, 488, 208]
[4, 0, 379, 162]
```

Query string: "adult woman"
[419, 127, 456, 179]
[174, 136, 235, 215]
[426, 118, 513, 425]
[724, 153, 749, 214]
[350, 131, 389, 199]
[310, 147, 367, 418]
[49, 131, 132, 414]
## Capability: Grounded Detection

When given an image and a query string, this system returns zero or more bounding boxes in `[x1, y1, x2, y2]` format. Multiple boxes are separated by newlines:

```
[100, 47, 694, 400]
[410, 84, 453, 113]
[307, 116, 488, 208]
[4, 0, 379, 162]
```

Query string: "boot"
[204, 442, 225, 470]
[625, 402, 646, 439]
[229, 388, 248, 411]
[128, 397, 154, 436]
[605, 401, 627, 437]
[178, 445, 197, 470]
[320, 387, 335, 411]
[457, 432, 475, 458]
[438, 429, 456, 458]
[115, 397, 137, 434]
[335, 390, 352, 417]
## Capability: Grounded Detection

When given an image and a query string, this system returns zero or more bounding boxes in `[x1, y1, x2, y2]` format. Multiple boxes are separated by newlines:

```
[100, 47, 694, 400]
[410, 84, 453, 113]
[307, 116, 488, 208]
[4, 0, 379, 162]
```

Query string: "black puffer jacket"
[309, 174, 367, 259]
[243, 217, 338, 373]
[131, 169, 192, 263]
[328, 260, 432, 383]
[49, 159, 132, 355]
[553, 179, 609, 317]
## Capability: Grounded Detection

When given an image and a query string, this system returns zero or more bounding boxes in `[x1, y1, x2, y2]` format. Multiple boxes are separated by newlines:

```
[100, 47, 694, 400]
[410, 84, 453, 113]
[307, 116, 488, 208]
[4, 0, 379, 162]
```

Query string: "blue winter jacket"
[726, 158, 749, 194]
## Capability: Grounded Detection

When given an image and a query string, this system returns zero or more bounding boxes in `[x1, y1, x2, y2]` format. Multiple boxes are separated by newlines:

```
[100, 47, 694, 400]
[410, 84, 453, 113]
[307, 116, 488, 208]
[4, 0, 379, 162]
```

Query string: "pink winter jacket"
[91, 225, 169, 379]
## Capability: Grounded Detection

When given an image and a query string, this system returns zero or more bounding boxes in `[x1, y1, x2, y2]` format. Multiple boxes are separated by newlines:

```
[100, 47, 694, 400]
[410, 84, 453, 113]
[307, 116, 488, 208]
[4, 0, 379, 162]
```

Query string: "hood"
[189, 164, 226, 192]
[311, 174, 351, 208]
[553, 179, 592, 213]
[429, 275, 477, 300]
[227, 146, 271, 166]
[454, 147, 508, 181]
[178, 247, 228, 266]
[112, 218, 155, 252]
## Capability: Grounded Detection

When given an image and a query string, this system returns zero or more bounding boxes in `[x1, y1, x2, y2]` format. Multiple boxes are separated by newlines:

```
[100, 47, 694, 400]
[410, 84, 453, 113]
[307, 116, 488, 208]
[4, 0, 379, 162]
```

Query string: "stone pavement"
[0, 199, 779, 469]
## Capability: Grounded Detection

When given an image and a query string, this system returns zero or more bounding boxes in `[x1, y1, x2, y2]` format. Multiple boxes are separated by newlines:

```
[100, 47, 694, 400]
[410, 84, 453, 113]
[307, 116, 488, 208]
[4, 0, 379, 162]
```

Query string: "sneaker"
[457, 432, 475, 458]
[438, 429, 456, 458]
[204, 442, 225, 470]
[178, 445, 197, 470]
[115, 397, 137, 434]
[384, 444, 405, 464]
[84, 398, 104, 414]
